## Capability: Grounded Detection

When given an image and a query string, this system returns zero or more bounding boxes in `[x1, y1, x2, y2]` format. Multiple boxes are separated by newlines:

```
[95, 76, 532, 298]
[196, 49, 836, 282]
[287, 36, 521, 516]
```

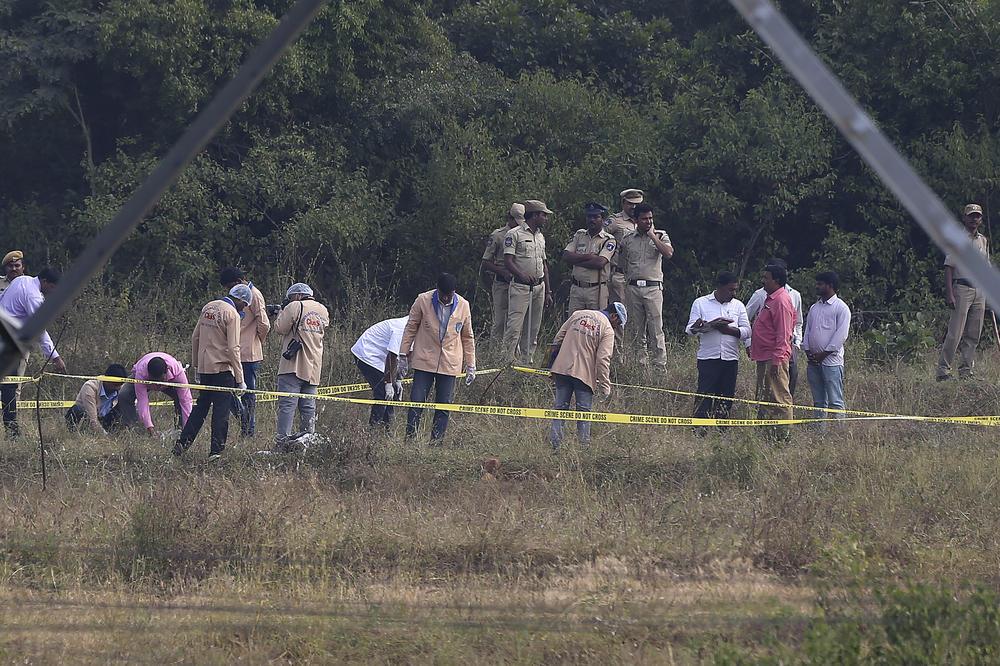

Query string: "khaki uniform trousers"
[755, 360, 793, 439]
[503, 282, 545, 364]
[567, 283, 606, 316]
[937, 283, 986, 378]
[625, 283, 667, 365]
[490, 278, 510, 340]
[607, 270, 626, 308]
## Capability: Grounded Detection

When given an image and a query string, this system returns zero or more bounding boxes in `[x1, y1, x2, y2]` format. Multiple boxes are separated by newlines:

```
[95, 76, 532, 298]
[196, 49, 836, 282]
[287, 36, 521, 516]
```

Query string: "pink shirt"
[132, 352, 193, 430]
[749, 287, 795, 365]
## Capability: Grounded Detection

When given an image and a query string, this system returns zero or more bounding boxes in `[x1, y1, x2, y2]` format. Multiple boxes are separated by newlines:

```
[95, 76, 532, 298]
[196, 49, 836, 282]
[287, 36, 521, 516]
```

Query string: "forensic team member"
[0, 251, 29, 401]
[118, 352, 194, 435]
[746, 258, 803, 395]
[399, 273, 476, 442]
[65, 363, 128, 434]
[352, 315, 411, 431]
[0, 267, 68, 439]
[0, 250, 25, 294]
[549, 302, 625, 451]
[173, 284, 250, 460]
[220, 266, 271, 435]
[803, 271, 851, 429]
[502, 200, 553, 365]
[619, 202, 673, 368]
[274, 283, 329, 446]
[685, 271, 751, 428]
[604, 188, 643, 309]
[562, 201, 615, 314]
[480, 203, 524, 342]
[749, 264, 796, 440]
[936, 203, 990, 381]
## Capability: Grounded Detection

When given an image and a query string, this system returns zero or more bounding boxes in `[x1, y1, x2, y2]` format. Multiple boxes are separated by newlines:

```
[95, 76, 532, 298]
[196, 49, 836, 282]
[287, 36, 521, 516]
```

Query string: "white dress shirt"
[803, 294, 851, 366]
[0, 275, 58, 358]
[685, 293, 751, 361]
[351, 316, 411, 370]
[746, 284, 803, 348]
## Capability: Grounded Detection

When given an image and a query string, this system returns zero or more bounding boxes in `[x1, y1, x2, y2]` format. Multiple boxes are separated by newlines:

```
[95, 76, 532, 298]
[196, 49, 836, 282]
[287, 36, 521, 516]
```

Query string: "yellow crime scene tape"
[10, 368, 997, 427]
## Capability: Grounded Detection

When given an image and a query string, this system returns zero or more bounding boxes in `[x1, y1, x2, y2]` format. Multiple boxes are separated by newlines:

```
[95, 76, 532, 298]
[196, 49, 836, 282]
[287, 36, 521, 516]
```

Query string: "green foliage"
[861, 313, 939, 366]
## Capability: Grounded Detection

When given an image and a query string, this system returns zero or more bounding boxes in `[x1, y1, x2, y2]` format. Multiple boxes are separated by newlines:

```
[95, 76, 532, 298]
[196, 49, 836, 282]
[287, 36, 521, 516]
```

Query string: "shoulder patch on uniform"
[606, 241, 615, 252]
[504, 236, 513, 247]
[486, 237, 493, 246]
[602, 218, 612, 227]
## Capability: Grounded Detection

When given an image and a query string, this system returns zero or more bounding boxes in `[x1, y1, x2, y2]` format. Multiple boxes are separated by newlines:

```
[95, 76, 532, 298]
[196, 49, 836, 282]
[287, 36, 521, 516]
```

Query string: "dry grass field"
[2, 304, 1000, 663]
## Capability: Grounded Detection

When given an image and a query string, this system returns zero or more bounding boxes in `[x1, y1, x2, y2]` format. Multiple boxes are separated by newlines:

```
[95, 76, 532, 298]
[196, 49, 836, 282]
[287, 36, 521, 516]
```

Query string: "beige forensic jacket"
[550, 309, 615, 395]
[400, 289, 476, 376]
[73, 379, 110, 428]
[240, 284, 271, 362]
[275, 298, 330, 385]
[191, 298, 244, 384]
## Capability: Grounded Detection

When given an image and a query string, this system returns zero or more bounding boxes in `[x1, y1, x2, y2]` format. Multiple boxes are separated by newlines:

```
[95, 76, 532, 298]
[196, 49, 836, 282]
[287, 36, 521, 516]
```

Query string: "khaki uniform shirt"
[191, 299, 244, 383]
[564, 229, 615, 283]
[619, 229, 672, 281]
[239, 284, 271, 362]
[944, 233, 990, 281]
[276, 298, 330, 385]
[550, 309, 615, 395]
[603, 212, 635, 268]
[504, 222, 546, 280]
[482, 226, 509, 267]
[0, 277, 10, 296]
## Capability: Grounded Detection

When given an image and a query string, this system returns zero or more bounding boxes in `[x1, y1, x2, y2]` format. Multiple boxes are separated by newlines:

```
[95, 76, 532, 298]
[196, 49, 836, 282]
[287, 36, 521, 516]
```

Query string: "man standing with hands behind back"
[936, 203, 990, 381]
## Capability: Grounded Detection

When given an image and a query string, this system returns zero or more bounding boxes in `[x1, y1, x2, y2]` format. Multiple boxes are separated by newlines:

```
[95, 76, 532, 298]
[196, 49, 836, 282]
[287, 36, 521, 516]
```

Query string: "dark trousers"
[177, 371, 234, 455]
[356, 358, 394, 429]
[406, 369, 456, 440]
[1, 382, 19, 437]
[66, 403, 123, 432]
[693, 359, 739, 420]
[230, 360, 259, 435]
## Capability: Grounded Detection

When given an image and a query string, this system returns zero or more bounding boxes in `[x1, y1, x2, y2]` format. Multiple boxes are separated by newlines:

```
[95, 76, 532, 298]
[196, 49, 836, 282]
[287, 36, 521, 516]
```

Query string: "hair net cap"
[286, 282, 314, 298]
[229, 284, 253, 305]
[612, 301, 627, 327]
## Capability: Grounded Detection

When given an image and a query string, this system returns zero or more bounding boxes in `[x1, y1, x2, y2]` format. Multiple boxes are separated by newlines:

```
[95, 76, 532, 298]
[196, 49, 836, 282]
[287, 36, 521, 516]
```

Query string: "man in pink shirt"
[749, 264, 796, 439]
[118, 352, 194, 435]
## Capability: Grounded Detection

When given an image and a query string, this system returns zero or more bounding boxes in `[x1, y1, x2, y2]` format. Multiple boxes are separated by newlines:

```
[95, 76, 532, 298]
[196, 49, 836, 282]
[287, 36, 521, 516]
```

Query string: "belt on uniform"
[628, 279, 661, 287]
[572, 279, 607, 288]
[513, 278, 541, 288]
[494, 274, 510, 283]
[612, 266, 625, 273]
[954, 278, 976, 288]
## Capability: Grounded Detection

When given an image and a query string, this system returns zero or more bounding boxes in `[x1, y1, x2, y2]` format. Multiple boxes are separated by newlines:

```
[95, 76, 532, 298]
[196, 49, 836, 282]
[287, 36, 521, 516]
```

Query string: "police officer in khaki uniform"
[503, 200, 553, 364]
[563, 201, 615, 315]
[481, 203, 525, 341]
[936, 203, 991, 380]
[619, 202, 673, 367]
[604, 189, 643, 308]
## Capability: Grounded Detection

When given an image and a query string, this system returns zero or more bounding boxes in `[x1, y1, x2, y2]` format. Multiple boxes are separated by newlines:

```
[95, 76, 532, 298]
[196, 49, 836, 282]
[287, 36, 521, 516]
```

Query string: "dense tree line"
[2, 0, 999, 328]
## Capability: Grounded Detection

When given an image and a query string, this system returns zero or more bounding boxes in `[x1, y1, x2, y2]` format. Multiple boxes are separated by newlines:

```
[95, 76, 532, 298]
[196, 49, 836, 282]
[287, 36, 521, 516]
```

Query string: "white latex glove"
[465, 366, 476, 386]
[383, 381, 395, 400]
[598, 391, 611, 403]
[397, 355, 408, 377]
[392, 380, 403, 399]
[236, 381, 247, 395]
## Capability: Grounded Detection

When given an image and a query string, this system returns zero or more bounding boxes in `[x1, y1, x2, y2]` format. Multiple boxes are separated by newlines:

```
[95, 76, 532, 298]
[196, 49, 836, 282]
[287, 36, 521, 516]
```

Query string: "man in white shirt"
[686, 271, 751, 429]
[746, 257, 803, 395]
[802, 271, 851, 429]
[0, 267, 67, 438]
[352, 316, 411, 432]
